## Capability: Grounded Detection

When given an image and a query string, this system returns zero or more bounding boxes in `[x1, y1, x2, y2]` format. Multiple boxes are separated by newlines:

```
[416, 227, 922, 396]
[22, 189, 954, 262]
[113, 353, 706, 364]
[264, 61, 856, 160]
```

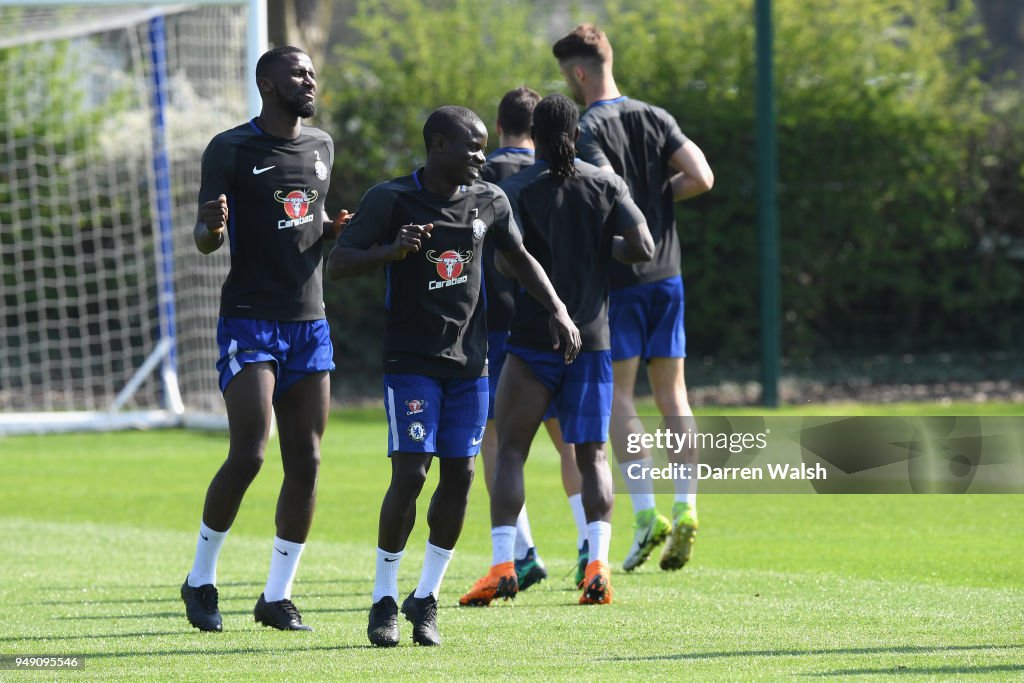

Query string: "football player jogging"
[478, 87, 590, 592]
[181, 46, 349, 633]
[554, 24, 715, 572]
[328, 105, 580, 646]
[460, 93, 653, 607]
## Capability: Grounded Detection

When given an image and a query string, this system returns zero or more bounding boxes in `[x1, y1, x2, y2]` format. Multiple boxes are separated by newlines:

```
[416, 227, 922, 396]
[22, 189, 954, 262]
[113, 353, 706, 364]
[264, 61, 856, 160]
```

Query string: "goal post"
[0, 0, 266, 435]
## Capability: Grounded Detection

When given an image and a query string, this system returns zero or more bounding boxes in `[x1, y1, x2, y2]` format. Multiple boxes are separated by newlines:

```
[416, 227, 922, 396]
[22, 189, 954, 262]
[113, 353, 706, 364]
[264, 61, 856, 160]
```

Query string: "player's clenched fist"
[202, 194, 228, 235]
[391, 223, 432, 260]
[331, 209, 353, 239]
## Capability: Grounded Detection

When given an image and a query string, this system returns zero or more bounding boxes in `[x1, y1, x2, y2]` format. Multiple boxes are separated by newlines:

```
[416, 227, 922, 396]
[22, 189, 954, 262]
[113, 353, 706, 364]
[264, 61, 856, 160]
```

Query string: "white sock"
[491, 525, 516, 566]
[414, 542, 454, 599]
[567, 494, 587, 549]
[372, 548, 403, 603]
[673, 464, 698, 507]
[674, 490, 698, 507]
[188, 521, 228, 587]
[513, 506, 534, 560]
[263, 537, 304, 602]
[587, 521, 613, 565]
[619, 459, 656, 514]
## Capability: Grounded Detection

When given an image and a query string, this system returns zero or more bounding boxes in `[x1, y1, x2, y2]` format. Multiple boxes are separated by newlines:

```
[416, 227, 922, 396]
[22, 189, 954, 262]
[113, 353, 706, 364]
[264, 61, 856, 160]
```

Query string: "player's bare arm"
[194, 194, 227, 254]
[323, 209, 353, 240]
[327, 223, 432, 279]
[498, 243, 581, 363]
[612, 220, 655, 264]
[668, 140, 714, 201]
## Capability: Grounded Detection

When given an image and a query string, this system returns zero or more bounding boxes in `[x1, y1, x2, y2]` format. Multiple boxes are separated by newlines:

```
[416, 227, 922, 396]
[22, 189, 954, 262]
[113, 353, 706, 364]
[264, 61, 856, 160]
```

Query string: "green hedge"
[320, 0, 1022, 395]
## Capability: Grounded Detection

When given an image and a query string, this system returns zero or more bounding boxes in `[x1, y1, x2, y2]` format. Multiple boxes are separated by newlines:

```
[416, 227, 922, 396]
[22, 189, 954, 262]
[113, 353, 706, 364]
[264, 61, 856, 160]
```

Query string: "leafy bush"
[321, 0, 561, 394]
[321, 0, 1021, 394]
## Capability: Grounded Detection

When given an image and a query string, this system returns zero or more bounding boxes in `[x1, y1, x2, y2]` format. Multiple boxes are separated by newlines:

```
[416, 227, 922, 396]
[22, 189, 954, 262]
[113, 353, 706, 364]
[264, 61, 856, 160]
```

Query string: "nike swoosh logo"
[200, 533, 209, 541]
[471, 437, 483, 446]
[252, 165, 275, 175]
[274, 547, 289, 556]
[383, 557, 398, 563]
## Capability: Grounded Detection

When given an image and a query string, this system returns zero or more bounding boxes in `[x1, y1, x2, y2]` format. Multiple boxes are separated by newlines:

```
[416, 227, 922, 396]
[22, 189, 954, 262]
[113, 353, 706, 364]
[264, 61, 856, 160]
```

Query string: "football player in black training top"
[477, 86, 588, 594]
[328, 105, 580, 647]
[554, 24, 714, 573]
[181, 46, 350, 634]
[460, 93, 653, 607]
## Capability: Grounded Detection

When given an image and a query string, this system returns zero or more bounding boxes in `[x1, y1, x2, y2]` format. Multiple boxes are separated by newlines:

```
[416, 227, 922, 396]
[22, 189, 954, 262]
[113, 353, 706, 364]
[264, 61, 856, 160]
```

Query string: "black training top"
[198, 118, 334, 321]
[481, 147, 535, 185]
[481, 147, 535, 332]
[337, 169, 522, 378]
[577, 97, 688, 290]
[497, 161, 547, 223]
[507, 160, 646, 352]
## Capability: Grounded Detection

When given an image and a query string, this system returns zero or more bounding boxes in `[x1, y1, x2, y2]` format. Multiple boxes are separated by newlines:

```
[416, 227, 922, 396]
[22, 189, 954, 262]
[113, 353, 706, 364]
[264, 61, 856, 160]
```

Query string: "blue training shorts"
[216, 317, 334, 402]
[504, 345, 612, 444]
[487, 330, 557, 422]
[608, 275, 686, 362]
[384, 374, 488, 457]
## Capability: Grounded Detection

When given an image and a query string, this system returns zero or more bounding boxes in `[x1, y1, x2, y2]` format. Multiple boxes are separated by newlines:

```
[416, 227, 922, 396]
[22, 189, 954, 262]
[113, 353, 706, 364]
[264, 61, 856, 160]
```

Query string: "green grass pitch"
[1, 403, 1022, 680]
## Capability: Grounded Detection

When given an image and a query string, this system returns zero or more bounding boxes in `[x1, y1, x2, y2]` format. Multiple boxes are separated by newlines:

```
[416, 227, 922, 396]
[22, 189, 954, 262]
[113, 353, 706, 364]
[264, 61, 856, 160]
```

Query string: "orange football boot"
[578, 560, 614, 605]
[459, 561, 518, 606]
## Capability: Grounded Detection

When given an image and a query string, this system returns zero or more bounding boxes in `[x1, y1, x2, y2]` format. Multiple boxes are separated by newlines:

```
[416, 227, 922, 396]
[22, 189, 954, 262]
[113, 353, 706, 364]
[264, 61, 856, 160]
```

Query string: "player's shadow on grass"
[451, 602, 581, 610]
[804, 664, 1024, 677]
[209, 578, 374, 587]
[39, 596, 184, 606]
[39, 578, 370, 593]
[1, 630, 448, 652]
[606, 643, 1024, 662]
[52, 606, 371, 620]
[0, 631, 186, 643]
[38, 591, 364, 606]
[82, 644, 368, 660]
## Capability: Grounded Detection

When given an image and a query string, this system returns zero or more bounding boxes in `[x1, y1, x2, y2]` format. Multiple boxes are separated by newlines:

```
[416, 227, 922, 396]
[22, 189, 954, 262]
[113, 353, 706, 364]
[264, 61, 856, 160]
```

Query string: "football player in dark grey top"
[477, 87, 588, 592]
[461, 93, 653, 606]
[182, 46, 351, 634]
[554, 24, 714, 573]
[329, 105, 579, 646]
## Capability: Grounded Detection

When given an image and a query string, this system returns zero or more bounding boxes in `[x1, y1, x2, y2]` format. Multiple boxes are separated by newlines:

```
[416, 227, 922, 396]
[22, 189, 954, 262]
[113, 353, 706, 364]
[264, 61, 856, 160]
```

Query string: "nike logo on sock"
[274, 547, 289, 556]
[383, 557, 398, 563]
[200, 533, 209, 541]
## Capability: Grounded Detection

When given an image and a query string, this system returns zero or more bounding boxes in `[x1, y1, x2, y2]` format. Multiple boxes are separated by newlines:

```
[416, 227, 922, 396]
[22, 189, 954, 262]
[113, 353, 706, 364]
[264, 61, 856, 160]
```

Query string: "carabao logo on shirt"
[274, 189, 319, 229]
[425, 249, 474, 291]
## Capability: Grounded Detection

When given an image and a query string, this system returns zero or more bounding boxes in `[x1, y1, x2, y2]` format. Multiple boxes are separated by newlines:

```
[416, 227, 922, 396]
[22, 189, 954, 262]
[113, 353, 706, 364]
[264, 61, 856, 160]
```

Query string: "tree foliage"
[319, 0, 1021, 394]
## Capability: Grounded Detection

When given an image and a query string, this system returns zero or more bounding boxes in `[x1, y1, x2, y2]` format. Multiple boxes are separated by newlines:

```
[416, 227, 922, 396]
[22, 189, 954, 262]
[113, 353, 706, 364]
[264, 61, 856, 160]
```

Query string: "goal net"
[0, 2, 257, 434]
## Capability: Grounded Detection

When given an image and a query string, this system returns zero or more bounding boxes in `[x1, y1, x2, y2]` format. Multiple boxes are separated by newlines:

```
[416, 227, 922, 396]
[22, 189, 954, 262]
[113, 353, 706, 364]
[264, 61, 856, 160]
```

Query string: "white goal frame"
[0, 0, 266, 435]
